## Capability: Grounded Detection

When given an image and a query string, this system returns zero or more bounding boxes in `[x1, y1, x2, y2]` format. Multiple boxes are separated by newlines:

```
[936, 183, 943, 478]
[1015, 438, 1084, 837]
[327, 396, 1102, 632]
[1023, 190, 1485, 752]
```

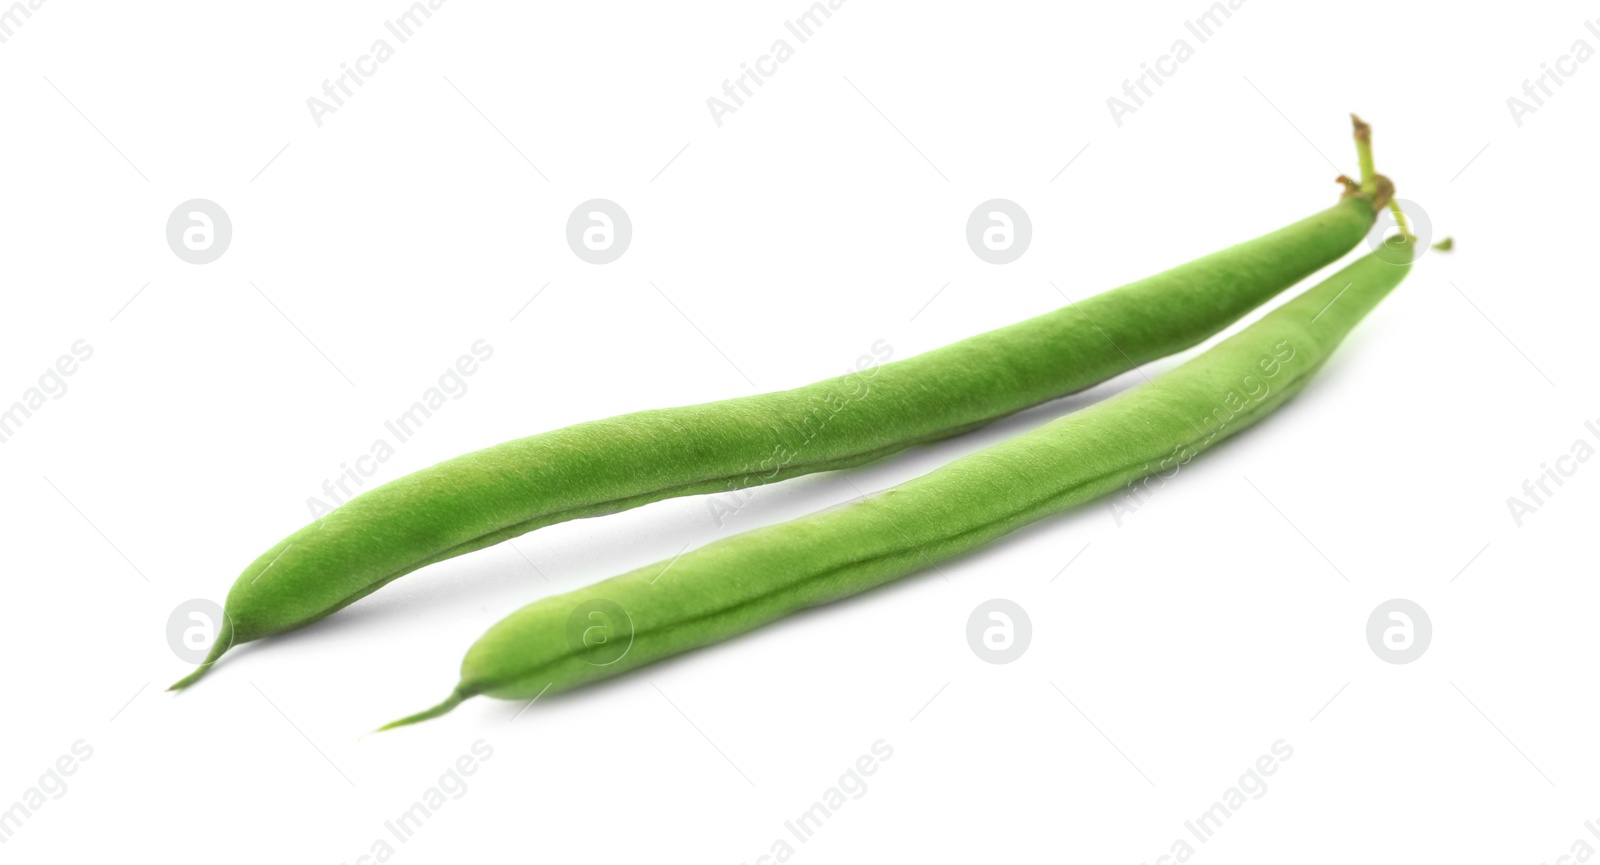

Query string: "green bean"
[382, 237, 1423, 729]
[172, 140, 1388, 691]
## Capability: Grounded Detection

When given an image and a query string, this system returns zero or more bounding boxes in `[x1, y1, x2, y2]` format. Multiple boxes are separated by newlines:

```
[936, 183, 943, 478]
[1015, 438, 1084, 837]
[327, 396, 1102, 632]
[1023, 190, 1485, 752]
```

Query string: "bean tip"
[167, 667, 209, 692]
[375, 691, 467, 732]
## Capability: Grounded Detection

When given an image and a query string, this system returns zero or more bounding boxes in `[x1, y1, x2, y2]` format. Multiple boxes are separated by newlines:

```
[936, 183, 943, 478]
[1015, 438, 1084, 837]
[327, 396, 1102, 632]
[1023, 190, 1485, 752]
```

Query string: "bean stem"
[1352, 113, 1377, 194]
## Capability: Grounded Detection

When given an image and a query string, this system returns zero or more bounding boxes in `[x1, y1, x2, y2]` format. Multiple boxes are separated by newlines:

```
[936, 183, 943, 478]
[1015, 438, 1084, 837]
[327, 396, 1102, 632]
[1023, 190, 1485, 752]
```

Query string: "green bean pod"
[174, 185, 1383, 690]
[383, 240, 1419, 728]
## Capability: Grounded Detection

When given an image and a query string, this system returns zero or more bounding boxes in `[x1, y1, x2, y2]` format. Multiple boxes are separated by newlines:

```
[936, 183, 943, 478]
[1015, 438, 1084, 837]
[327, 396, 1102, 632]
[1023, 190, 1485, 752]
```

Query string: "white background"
[1, 0, 1595, 861]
